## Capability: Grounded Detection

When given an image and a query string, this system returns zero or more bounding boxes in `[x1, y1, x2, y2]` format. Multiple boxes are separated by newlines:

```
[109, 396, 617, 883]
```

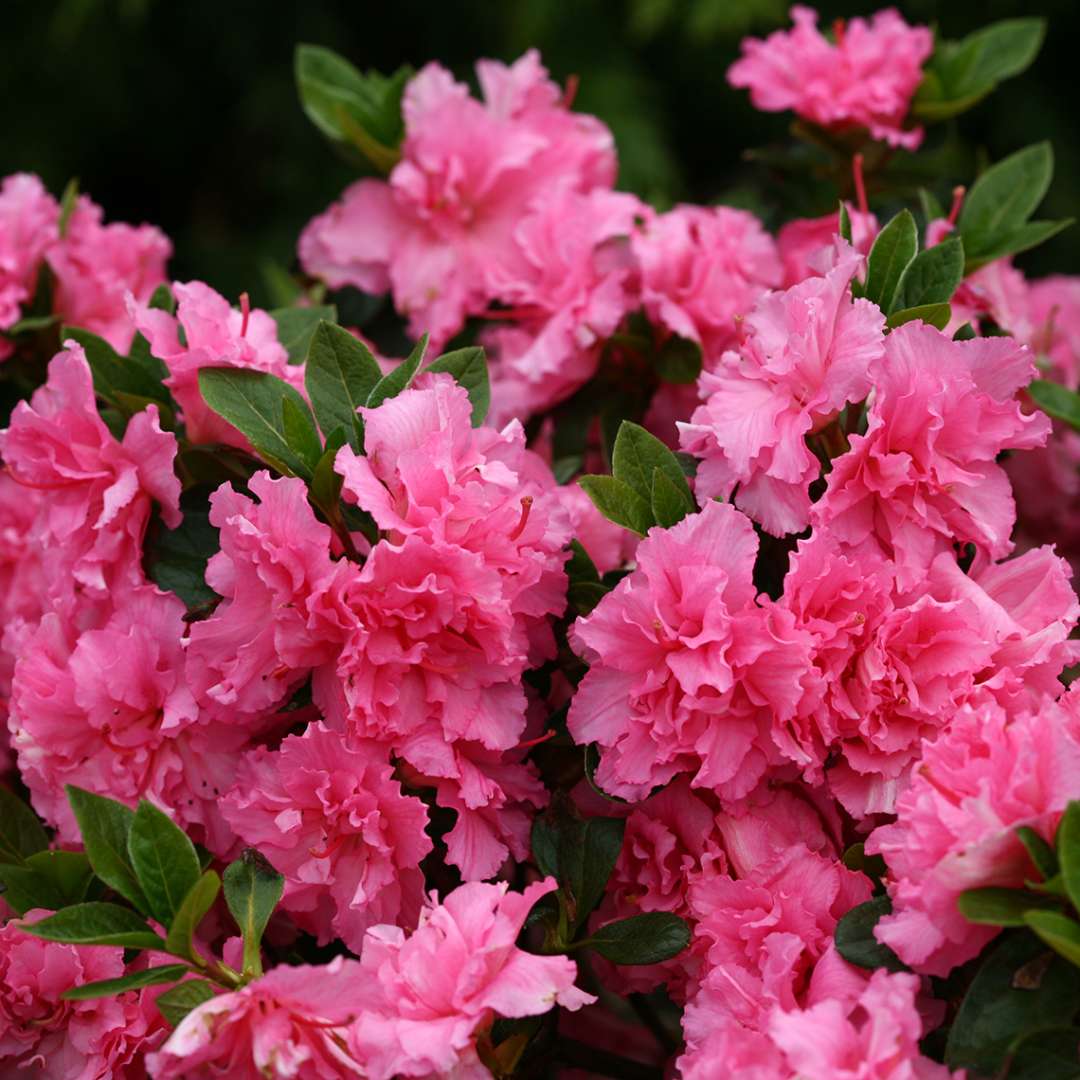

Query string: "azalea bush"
[1, 6, 1080, 1078]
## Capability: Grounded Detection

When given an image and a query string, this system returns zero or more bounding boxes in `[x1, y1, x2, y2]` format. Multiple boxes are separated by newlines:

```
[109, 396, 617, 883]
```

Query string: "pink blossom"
[633, 204, 782, 359]
[147, 957, 367, 1079]
[868, 689, 1080, 976]
[48, 195, 171, 353]
[1029, 274, 1080, 385]
[728, 7, 933, 149]
[568, 500, 815, 802]
[186, 471, 341, 720]
[776, 206, 878, 288]
[299, 51, 614, 348]
[131, 280, 301, 447]
[767, 970, 957, 1079]
[222, 723, 432, 951]
[484, 188, 642, 423]
[0, 343, 180, 597]
[347, 879, 593, 1079]
[679, 241, 885, 536]
[812, 322, 1050, 587]
[0, 173, 59, 354]
[1, 910, 160, 1078]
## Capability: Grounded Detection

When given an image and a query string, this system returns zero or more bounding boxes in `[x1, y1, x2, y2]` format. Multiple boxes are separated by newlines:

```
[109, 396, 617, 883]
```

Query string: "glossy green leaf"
[25, 850, 94, 905]
[427, 346, 490, 425]
[1056, 802, 1080, 913]
[271, 304, 337, 364]
[143, 500, 220, 609]
[965, 218, 1073, 271]
[63, 326, 169, 410]
[1007, 1027, 1080, 1080]
[304, 321, 381, 448]
[834, 896, 908, 972]
[651, 467, 692, 528]
[959, 143, 1053, 244]
[366, 333, 428, 410]
[223, 851, 284, 977]
[0, 787, 49, 864]
[530, 818, 560, 880]
[611, 421, 694, 510]
[66, 786, 148, 914]
[558, 816, 625, 931]
[21, 903, 166, 950]
[1018, 825, 1059, 882]
[654, 335, 703, 384]
[864, 210, 918, 314]
[281, 394, 324, 476]
[128, 801, 201, 928]
[309, 428, 347, 516]
[1029, 380, 1080, 432]
[587, 912, 690, 965]
[164, 870, 221, 965]
[577, 475, 654, 537]
[895, 237, 964, 309]
[156, 979, 217, 1027]
[62, 964, 190, 1001]
[957, 886, 1060, 926]
[885, 303, 952, 331]
[1025, 911, 1080, 967]
[0, 863, 65, 915]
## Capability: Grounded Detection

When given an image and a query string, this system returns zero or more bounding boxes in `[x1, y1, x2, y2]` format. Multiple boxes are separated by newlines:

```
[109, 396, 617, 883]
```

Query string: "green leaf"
[427, 347, 490, 425]
[654, 335, 703, 384]
[611, 421, 694, 511]
[651, 467, 692, 528]
[0, 864, 65, 915]
[66, 786, 148, 914]
[959, 143, 1053, 243]
[895, 237, 964, 309]
[863, 210, 918, 314]
[304, 321, 382, 448]
[558, 816, 625, 931]
[1056, 802, 1080, 913]
[281, 395, 324, 476]
[953, 322, 977, 341]
[270, 305, 337, 365]
[223, 851, 284, 977]
[838, 200, 853, 244]
[588, 912, 690, 965]
[197, 368, 319, 479]
[567, 539, 600, 585]
[919, 188, 946, 226]
[295, 45, 409, 172]
[164, 870, 220, 965]
[1029, 380, 1080, 432]
[1025, 911, 1080, 967]
[148, 282, 176, 314]
[946, 930, 1080, 1072]
[834, 896, 908, 972]
[61, 964, 190, 1001]
[127, 801, 201, 929]
[958, 887, 1060, 927]
[63, 326, 169, 410]
[885, 303, 952, 331]
[965, 218, 1074, 271]
[1008, 1028, 1080, 1080]
[577, 475, 654, 537]
[58, 177, 79, 236]
[0, 787, 49, 864]
[1019, 825, 1059, 882]
[530, 818, 560, 880]
[21, 903, 166, 950]
[25, 850, 94, 905]
[366, 334, 428, 410]
[143, 501, 220, 609]
[309, 428, 348, 517]
[841, 842, 887, 883]
[156, 979, 217, 1027]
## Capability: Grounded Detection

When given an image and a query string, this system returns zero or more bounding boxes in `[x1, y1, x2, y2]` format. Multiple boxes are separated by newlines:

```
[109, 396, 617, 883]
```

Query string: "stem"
[205, 960, 244, 989]
[555, 1037, 665, 1080]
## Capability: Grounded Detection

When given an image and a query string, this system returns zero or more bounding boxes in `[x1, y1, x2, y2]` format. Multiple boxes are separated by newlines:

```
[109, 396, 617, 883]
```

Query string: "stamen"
[239, 292, 251, 338]
[833, 18, 846, 48]
[509, 496, 533, 540]
[518, 729, 557, 751]
[562, 74, 580, 110]
[309, 833, 348, 859]
[852, 153, 869, 218]
[946, 185, 966, 227]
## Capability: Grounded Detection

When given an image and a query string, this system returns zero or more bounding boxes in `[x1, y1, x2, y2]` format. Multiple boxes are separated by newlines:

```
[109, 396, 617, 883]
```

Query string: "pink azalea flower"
[299, 51, 615, 348]
[767, 970, 958, 1079]
[48, 195, 171, 353]
[1029, 274, 1080, 386]
[728, 6, 933, 149]
[131, 280, 301, 447]
[632, 204, 782, 359]
[222, 723, 432, 951]
[1, 910, 161, 1078]
[812, 322, 1050, 588]
[868, 689, 1080, 976]
[567, 500, 815, 803]
[0, 173, 59, 355]
[484, 188, 642, 423]
[679, 241, 885, 536]
[186, 471, 342, 720]
[347, 879, 593, 1079]
[776, 206, 877, 288]
[0, 343, 180, 597]
[147, 957, 367, 1079]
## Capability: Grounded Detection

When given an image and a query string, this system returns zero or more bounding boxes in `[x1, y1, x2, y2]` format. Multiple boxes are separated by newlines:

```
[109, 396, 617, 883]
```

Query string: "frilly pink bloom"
[1029, 274, 1080, 386]
[767, 970, 958, 1079]
[48, 195, 171, 353]
[0, 343, 180, 597]
[728, 6, 932, 149]
[299, 51, 615, 349]
[0, 173, 59, 354]
[186, 471, 341, 720]
[812, 321, 1050, 588]
[131, 280, 301, 447]
[347, 879, 593, 1079]
[484, 188, 641, 423]
[679, 241, 885, 536]
[633, 204, 782, 359]
[568, 500, 815, 803]
[868, 689, 1080, 976]
[336, 372, 570, 662]
[776, 206, 878, 288]
[685, 845, 872, 1032]
[1, 910, 159, 1078]
[222, 723, 432, 951]
[147, 956, 367, 1079]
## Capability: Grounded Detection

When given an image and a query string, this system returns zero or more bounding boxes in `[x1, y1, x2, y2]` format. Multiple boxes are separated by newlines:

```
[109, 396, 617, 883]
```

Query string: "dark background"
[4, 0, 1077, 304]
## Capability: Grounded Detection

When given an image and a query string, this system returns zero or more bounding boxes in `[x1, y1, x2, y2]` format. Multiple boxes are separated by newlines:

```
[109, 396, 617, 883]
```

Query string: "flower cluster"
[1, 7, 1079, 1078]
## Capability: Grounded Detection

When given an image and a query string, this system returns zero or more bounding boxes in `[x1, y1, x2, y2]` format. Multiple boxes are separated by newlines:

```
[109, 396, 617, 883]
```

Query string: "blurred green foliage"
[3, 0, 1076, 305]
